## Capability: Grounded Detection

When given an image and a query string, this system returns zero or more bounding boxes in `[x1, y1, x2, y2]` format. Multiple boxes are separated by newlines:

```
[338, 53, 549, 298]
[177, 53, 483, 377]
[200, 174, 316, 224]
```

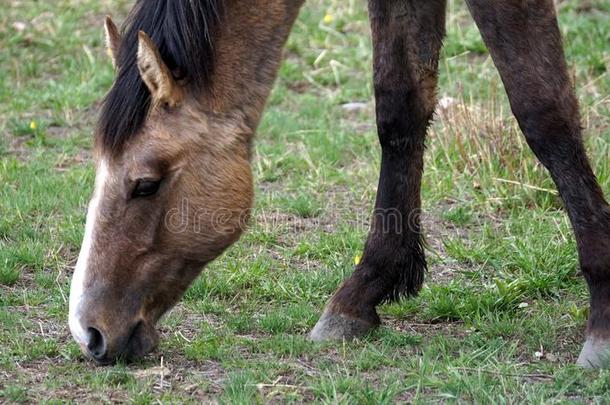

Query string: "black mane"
[97, 0, 223, 153]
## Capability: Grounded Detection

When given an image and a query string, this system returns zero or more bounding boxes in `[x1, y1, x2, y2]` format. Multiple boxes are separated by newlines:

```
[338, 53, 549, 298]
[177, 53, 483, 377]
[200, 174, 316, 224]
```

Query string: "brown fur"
[82, 102, 254, 359]
[206, 0, 305, 130]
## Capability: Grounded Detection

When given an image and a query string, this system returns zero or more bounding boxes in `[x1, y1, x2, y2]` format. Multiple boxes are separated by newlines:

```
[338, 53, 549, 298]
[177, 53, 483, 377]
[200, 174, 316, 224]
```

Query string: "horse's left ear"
[104, 16, 121, 67]
[137, 31, 181, 107]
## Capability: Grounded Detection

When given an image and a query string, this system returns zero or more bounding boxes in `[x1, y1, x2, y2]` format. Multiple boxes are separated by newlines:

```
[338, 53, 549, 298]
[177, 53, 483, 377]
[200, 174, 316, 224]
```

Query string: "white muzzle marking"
[68, 160, 109, 346]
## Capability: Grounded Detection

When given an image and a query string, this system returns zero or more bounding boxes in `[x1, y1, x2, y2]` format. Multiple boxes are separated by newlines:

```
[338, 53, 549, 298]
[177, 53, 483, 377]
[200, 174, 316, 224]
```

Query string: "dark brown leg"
[310, 0, 446, 341]
[465, 0, 610, 367]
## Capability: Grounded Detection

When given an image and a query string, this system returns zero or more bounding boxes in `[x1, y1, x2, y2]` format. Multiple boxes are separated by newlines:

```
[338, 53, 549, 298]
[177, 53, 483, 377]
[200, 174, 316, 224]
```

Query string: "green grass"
[1, 0, 609, 402]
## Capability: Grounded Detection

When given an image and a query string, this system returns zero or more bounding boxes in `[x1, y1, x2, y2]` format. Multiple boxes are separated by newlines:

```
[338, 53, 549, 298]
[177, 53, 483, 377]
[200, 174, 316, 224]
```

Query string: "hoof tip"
[577, 338, 610, 368]
[309, 311, 377, 342]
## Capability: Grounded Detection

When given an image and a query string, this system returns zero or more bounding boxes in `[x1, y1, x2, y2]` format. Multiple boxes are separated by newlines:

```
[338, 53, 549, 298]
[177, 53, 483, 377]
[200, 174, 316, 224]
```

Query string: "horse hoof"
[309, 310, 378, 342]
[577, 338, 610, 368]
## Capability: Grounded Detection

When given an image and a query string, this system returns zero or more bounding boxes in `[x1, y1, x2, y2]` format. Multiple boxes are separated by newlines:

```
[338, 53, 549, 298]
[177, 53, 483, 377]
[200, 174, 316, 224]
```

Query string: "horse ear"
[137, 31, 181, 107]
[104, 16, 121, 67]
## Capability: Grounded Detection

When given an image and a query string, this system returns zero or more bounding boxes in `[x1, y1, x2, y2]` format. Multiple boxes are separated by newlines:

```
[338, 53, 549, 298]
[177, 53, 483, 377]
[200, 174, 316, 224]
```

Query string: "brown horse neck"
[202, 0, 305, 133]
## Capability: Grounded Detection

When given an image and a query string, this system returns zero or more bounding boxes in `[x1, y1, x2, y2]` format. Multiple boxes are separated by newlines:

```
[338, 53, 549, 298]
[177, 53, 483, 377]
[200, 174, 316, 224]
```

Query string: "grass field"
[1, 0, 609, 402]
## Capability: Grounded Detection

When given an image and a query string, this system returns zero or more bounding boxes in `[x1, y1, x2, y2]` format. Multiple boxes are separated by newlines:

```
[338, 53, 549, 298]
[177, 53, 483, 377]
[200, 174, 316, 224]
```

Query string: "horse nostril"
[86, 327, 107, 361]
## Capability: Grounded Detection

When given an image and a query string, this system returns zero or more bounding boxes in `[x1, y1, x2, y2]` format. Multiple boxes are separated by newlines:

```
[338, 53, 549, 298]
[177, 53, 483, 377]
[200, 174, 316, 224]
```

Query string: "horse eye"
[132, 179, 161, 199]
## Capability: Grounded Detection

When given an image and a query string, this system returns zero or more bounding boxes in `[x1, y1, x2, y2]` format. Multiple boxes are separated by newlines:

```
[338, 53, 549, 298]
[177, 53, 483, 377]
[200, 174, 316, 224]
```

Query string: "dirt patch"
[424, 200, 481, 285]
[4, 113, 95, 162]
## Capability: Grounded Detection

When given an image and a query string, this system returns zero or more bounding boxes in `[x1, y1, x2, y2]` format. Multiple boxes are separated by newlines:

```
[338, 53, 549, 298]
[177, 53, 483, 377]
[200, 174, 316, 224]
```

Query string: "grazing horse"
[68, 0, 610, 367]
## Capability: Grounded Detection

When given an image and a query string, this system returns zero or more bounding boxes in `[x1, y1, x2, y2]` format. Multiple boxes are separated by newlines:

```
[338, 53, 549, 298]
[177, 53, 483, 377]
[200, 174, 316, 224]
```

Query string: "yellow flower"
[354, 254, 361, 265]
[29, 121, 37, 130]
[323, 13, 334, 24]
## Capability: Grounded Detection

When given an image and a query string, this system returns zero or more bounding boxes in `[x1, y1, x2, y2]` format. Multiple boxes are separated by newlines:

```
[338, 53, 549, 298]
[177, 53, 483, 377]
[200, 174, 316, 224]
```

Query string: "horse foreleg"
[310, 0, 447, 341]
[465, 0, 610, 367]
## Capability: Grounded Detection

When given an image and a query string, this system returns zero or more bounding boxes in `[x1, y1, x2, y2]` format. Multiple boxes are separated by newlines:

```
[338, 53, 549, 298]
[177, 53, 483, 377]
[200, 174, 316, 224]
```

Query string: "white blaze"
[69, 160, 109, 346]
